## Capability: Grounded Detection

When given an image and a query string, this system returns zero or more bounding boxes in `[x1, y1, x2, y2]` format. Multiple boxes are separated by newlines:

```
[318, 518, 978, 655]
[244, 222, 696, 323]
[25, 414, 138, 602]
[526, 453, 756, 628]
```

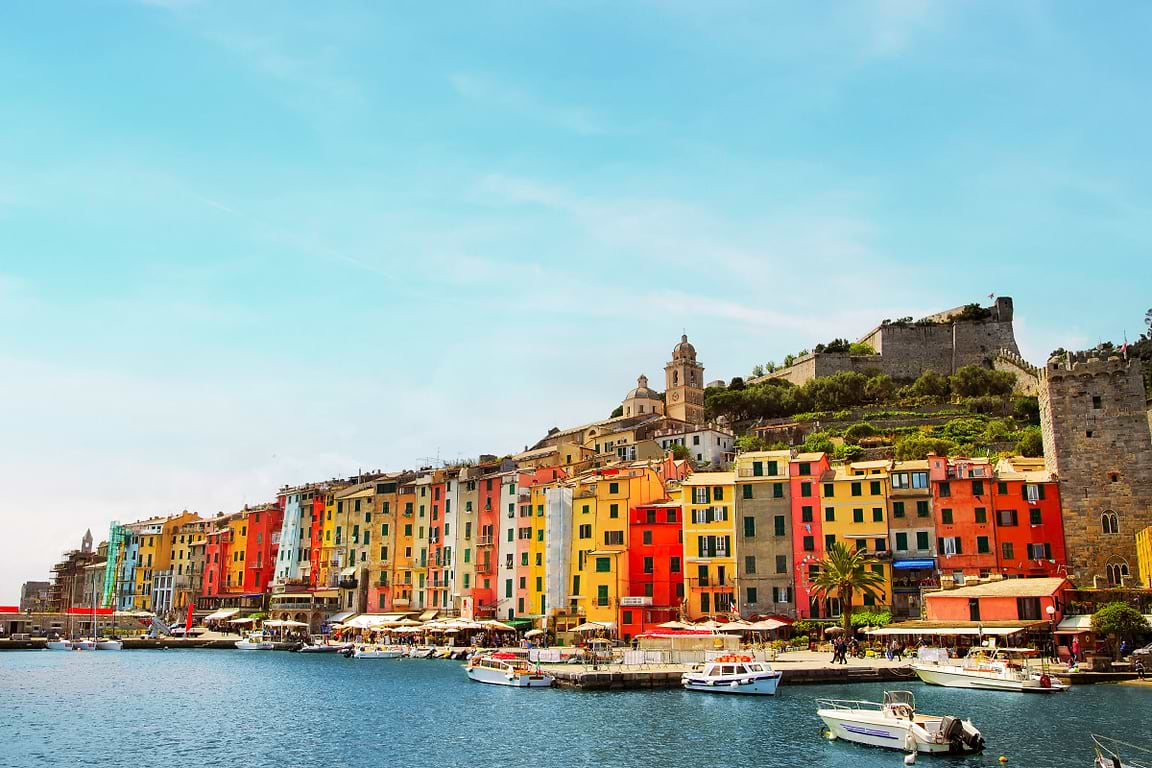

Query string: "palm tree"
[810, 541, 887, 635]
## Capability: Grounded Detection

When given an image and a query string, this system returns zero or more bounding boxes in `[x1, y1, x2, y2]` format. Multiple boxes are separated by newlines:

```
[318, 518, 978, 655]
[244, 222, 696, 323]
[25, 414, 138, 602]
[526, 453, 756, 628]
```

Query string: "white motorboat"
[234, 632, 275, 651]
[818, 690, 985, 755]
[1093, 735, 1152, 768]
[911, 646, 1066, 693]
[73, 639, 97, 651]
[352, 644, 404, 659]
[298, 638, 346, 654]
[45, 639, 72, 651]
[465, 652, 554, 688]
[682, 654, 782, 695]
[95, 639, 123, 651]
[409, 646, 435, 659]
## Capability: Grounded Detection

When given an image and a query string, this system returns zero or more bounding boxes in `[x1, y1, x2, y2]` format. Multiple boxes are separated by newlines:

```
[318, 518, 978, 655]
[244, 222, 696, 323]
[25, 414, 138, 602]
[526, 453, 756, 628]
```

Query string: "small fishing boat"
[46, 639, 72, 651]
[911, 646, 1066, 693]
[351, 645, 404, 659]
[234, 632, 275, 651]
[682, 654, 782, 695]
[817, 690, 984, 755]
[409, 646, 435, 659]
[465, 652, 554, 688]
[298, 637, 346, 654]
[95, 639, 123, 651]
[1093, 735, 1152, 768]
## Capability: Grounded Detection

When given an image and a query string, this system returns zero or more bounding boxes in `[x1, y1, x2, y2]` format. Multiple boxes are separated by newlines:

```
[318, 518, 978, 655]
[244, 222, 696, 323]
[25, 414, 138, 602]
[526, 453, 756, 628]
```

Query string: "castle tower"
[665, 335, 705, 424]
[81, 528, 93, 554]
[621, 374, 664, 418]
[1039, 351, 1152, 586]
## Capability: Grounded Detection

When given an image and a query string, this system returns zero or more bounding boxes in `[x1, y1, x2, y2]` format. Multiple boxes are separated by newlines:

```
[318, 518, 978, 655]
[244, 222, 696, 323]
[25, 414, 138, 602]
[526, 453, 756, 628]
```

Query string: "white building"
[653, 426, 735, 467]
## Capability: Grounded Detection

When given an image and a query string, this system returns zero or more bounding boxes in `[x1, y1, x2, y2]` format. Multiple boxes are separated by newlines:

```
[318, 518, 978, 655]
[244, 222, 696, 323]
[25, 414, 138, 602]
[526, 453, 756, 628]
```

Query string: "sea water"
[0, 650, 1141, 768]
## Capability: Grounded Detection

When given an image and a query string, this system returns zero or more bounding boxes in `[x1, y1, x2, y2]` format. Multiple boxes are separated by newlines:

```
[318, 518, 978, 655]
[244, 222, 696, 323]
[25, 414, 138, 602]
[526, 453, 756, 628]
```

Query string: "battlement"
[1042, 352, 1131, 380]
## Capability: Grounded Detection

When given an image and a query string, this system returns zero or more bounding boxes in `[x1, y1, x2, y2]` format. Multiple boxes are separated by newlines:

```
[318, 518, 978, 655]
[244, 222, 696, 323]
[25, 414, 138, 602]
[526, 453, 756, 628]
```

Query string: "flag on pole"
[1121, 332, 1129, 359]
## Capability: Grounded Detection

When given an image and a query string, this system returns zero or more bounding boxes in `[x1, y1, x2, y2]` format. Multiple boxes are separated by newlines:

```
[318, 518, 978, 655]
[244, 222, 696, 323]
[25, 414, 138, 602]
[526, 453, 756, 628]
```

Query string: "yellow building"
[224, 512, 249, 593]
[1137, 526, 1152, 589]
[169, 517, 208, 614]
[563, 464, 667, 631]
[821, 460, 892, 613]
[682, 471, 737, 619]
[393, 479, 418, 610]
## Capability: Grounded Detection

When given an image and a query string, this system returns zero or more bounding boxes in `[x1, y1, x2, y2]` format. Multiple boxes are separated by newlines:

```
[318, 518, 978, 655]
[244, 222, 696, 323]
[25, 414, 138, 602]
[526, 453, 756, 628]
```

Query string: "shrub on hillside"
[1015, 427, 1044, 457]
[894, 434, 956, 460]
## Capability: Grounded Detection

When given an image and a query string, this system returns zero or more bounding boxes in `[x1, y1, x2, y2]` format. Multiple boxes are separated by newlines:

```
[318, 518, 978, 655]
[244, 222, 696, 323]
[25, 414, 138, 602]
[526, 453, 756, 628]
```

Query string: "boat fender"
[730, 680, 739, 688]
[1039, 674, 1052, 689]
[904, 731, 917, 754]
[904, 751, 917, 766]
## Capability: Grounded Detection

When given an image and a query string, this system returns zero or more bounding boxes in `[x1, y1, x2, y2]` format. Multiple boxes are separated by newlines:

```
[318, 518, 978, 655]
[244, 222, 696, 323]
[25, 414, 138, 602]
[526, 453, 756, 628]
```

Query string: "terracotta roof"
[926, 577, 1067, 599]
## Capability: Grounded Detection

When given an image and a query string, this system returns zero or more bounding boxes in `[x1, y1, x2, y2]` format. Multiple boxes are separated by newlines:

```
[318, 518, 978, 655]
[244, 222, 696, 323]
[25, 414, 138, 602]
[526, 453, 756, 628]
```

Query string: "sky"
[2, 0, 1151, 601]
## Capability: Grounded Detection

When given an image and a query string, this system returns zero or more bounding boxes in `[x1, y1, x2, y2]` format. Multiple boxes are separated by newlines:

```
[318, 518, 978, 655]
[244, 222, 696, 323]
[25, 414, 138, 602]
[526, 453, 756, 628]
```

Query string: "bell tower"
[665, 334, 705, 424]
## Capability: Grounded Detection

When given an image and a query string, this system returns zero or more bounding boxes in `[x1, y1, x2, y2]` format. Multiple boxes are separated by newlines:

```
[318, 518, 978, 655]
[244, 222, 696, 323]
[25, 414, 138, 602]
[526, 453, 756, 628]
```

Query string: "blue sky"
[2, 0, 1151, 600]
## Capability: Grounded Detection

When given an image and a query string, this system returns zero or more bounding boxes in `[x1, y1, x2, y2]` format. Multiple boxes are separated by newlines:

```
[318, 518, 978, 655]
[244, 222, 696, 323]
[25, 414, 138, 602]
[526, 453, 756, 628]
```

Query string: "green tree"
[843, 422, 877, 445]
[951, 365, 1015, 397]
[735, 434, 769, 453]
[1092, 602, 1151, 659]
[750, 364, 765, 378]
[894, 434, 956, 460]
[802, 431, 835, 454]
[1013, 396, 1040, 425]
[908, 370, 952, 399]
[610, 405, 624, 418]
[669, 444, 692, 462]
[848, 342, 876, 356]
[810, 541, 888, 635]
[1015, 426, 1044, 457]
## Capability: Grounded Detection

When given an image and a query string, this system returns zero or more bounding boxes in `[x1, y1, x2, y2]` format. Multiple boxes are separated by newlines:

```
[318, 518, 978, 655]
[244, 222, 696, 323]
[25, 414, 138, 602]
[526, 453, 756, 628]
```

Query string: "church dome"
[625, 374, 661, 401]
[672, 334, 697, 361]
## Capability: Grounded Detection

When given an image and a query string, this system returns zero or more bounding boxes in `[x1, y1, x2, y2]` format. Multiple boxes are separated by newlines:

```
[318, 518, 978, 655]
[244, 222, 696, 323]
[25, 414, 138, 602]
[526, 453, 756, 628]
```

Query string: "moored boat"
[352, 644, 404, 659]
[682, 654, 782, 695]
[817, 690, 985, 755]
[1093, 735, 1152, 768]
[45, 639, 72, 651]
[298, 638, 346, 654]
[73, 639, 97, 651]
[95, 639, 123, 651]
[465, 652, 554, 688]
[234, 632, 275, 651]
[911, 646, 1066, 693]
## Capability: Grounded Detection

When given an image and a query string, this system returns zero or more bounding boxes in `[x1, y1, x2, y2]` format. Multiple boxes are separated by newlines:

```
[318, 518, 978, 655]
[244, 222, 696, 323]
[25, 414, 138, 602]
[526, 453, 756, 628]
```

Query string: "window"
[916, 500, 929, 517]
[1025, 484, 1045, 502]
[642, 530, 653, 545]
[521, 552, 529, 567]
[595, 557, 611, 573]
[744, 555, 756, 574]
[505, 579, 513, 598]
[746, 587, 758, 605]
[997, 509, 1019, 527]
[977, 536, 990, 554]
[774, 515, 786, 536]
[742, 484, 753, 500]
[609, 482, 619, 494]
[643, 557, 654, 574]
[895, 532, 909, 551]
[801, 482, 812, 498]
[824, 533, 836, 549]
[1102, 511, 1119, 534]
[938, 482, 951, 497]
[604, 530, 624, 546]
[752, 461, 763, 477]
[596, 585, 609, 607]
[578, 524, 592, 540]
[875, 538, 886, 551]
[872, 507, 883, 522]
[772, 586, 792, 604]
[892, 501, 905, 518]
[798, 462, 811, 475]
[911, 471, 929, 489]
[997, 481, 1008, 495]
[670, 556, 681, 573]
[870, 481, 881, 495]
[803, 536, 815, 552]
[1027, 543, 1052, 560]
[609, 503, 619, 519]
[852, 508, 864, 523]
[693, 487, 711, 504]
[916, 531, 930, 551]
[939, 536, 962, 555]
[972, 480, 985, 496]
[941, 508, 953, 524]
[767, 460, 778, 475]
[743, 516, 756, 538]
[851, 482, 862, 497]
[825, 507, 835, 522]
[891, 472, 909, 489]
[801, 505, 813, 523]
[1092, 395, 1102, 409]
[975, 507, 987, 524]
[1001, 542, 1014, 560]
[1016, 597, 1042, 621]
[823, 483, 834, 498]
[773, 483, 784, 499]
[714, 487, 724, 501]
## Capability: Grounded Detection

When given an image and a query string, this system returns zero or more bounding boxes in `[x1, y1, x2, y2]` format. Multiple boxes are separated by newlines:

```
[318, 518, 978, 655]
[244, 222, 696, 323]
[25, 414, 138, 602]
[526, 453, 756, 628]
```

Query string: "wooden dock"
[546, 663, 917, 690]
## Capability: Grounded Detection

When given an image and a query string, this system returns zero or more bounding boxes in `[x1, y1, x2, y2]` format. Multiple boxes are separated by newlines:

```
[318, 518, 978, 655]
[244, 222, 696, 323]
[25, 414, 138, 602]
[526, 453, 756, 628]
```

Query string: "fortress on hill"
[761, 296, 1020, 385]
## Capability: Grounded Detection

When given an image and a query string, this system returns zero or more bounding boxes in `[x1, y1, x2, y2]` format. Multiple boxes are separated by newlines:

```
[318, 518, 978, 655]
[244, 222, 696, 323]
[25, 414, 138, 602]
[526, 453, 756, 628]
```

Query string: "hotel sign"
[619, 596, 652, 606]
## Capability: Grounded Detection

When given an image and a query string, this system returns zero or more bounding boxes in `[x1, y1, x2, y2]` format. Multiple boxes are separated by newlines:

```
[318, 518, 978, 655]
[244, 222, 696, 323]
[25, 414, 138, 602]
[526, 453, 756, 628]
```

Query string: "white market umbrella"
[481, 620, 515, 631]
[524, 629, 545, 638]
[657, 620, 692, 630]
[571, 622, 608, 633]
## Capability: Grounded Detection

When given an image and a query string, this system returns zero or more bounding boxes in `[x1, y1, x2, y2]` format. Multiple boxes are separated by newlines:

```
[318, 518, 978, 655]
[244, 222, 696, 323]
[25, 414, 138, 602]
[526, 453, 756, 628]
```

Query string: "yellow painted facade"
[822, 461, 892, 610]
[681, 471, 737, 619]
[225, 513, 249, 592]
[1137, 526, 1152, 589]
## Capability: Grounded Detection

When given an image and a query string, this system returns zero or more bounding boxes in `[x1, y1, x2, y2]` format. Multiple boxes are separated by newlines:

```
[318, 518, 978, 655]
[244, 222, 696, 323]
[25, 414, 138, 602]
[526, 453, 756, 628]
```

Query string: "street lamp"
[1046, 604, 1057, 660]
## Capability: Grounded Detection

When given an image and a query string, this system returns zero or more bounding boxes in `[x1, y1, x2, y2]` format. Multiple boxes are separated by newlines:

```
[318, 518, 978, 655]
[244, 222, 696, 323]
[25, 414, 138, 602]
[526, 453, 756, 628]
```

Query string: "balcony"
[337, 576, 359, 590]
[477, 536, 494, 547]
[475, 561, 494, 575]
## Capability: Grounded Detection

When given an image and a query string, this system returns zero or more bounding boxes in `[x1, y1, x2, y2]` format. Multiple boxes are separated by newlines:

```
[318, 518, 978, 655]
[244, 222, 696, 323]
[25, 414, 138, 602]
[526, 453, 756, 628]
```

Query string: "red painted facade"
[621, 502, 683, 639]
[929, 456, 999, 578]
[790, 454, 830, 619]
[242, 502, 284, 595]
[992, 478, 1065, 577]
[470, 471, 503, 618]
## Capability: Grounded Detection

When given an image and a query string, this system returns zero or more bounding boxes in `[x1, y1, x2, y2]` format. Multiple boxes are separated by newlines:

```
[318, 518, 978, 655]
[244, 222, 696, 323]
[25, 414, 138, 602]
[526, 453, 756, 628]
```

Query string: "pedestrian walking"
[1071, 637, 1081, 662]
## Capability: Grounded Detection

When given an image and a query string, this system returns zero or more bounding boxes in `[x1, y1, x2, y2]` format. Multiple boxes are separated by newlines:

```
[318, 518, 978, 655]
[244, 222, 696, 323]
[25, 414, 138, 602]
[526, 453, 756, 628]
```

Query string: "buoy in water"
[904, 752, 917, 766]
[999, 757, 1008, 764]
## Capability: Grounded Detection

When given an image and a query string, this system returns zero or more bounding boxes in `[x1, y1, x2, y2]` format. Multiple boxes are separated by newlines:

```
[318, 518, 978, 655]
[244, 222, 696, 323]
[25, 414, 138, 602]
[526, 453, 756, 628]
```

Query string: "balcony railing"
[477, 536, 493, 546]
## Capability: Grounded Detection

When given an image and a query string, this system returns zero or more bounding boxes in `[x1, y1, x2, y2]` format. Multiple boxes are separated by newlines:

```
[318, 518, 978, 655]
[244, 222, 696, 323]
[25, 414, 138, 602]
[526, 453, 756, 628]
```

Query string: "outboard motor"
[939, 717, 985, 753]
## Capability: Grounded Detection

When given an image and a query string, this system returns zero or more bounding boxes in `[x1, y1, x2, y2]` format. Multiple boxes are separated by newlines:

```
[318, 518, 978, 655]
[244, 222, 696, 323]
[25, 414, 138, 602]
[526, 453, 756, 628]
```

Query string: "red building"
[242, 501, 284, 595]
[789, 452, 831, 619]
[991, 457, 1066, 578]
[621, 501, 684, 639]
[469, 468, 505, 618]
[929, 455, 1000, 582]
[427, 475, 447, 612]
[924, 577, 1068, 625]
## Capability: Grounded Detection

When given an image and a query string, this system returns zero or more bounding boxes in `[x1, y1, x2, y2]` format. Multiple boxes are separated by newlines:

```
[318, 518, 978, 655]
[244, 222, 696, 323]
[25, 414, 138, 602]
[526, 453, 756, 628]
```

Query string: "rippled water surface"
[0, 650, 1143, 768]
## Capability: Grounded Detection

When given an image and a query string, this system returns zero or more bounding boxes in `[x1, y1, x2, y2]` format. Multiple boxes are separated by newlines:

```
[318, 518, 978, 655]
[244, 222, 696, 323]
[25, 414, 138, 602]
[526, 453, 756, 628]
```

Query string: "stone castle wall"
[1039, 353, 1152, 585]
[993, 349, 1041, 396]
[761, 297, 1021, 386]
